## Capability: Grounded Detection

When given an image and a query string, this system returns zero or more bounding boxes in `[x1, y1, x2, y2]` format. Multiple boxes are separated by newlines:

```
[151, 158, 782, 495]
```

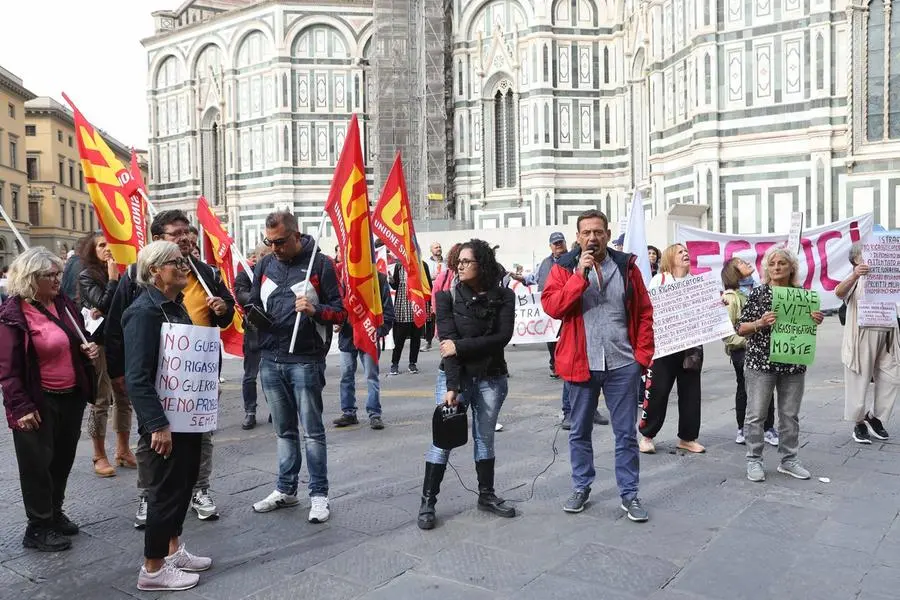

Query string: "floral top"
[738, 284, 807, 375]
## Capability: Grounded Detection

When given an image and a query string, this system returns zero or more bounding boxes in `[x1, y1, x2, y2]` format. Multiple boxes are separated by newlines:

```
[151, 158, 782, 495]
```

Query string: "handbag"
[432, 403, 468, 450]
[683, 346, 704, 371]
[245, 304, 274, 331]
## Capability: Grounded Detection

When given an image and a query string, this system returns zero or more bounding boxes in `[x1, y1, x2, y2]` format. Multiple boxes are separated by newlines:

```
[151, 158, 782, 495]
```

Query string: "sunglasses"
[263, 236, 292, 248]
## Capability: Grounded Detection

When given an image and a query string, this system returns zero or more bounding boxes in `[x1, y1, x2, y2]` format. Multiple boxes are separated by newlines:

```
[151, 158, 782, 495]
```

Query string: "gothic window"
[533, 105, 539, 143]
[603, 47, 610, 84]
[458, 60, 464, 95]
[704, 53, 712, 104]
[293, 26, 349, 62]
[604, 104, 611, 144]
[155, 56, 181, 90]
[816, 160, 825, 226]
[704, 0, 711, 26]
[868, 0, 886, 140]
[494, 88, 517, 189]
[283, 125, 289, 161]
[544, 103, 551, 143]
[282, 74, 288, 107]
[543, 45, 550, 82]
[459, 115, 466, 153]
[200, 111, 224, 205]
[816, 34, 824, 91]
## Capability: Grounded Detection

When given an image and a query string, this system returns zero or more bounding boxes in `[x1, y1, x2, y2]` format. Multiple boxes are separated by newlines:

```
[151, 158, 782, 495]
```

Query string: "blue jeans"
[425, 369, 508, 464]
[340, 349, 381, 417]
[259, 359, 328, 497]
[568, 362, 641, 501]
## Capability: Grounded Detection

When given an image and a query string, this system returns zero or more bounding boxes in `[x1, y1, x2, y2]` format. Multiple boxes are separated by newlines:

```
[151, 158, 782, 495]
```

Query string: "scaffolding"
[372, 0, 448, 223]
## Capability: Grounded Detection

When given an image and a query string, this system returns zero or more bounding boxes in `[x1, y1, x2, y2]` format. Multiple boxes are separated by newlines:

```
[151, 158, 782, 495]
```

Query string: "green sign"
[769, 286, 820, 366]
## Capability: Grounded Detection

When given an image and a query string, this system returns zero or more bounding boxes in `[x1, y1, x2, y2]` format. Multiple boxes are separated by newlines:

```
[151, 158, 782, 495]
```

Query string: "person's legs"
[339, 350, 358, 416]
[290, 362, 328, 498]
[561, 381, 571, 416]
[88, 350, 114, 475]
[391, 323, 409, 367]
[13, 404, 57, 528]
[49, 395, 86, 518]
[241, 341, 261, 415]
[732, 349, 747, 429]
[601, 363, 641, 502]
[194, 433, 213, 492]
[547, 341, 557, 372]
[775, 373, 806, 463]
[675, 366, 702, 442]
[639, 353, 679, 439]
[425, 369, 453, 464]
[361, 351, 382, 418]
[872, 344, 900, 424]
[470, 376, 507, 462]
[744, 368, 776, 463]
[408, 325, 423, 366]
[260, 359, 303, 495]
[568, 374, 601, 491]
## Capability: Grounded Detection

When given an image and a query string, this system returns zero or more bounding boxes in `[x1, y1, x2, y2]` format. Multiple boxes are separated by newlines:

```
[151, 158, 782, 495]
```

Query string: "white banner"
[508, 281, 561, 344]
[649, 273, 735, 358]
[155, 323, 220, 433]
[862, 233, 900, 302]
[676, 213, 874, 310]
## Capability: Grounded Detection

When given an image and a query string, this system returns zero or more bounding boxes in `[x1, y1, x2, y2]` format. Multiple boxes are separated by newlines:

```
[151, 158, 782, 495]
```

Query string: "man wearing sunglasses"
[105, 209, 236, 528]
[249, 211, 345, 524]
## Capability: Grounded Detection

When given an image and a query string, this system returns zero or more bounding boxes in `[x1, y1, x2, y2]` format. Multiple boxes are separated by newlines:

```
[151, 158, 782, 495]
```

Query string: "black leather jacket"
[77, 267, 119, 342]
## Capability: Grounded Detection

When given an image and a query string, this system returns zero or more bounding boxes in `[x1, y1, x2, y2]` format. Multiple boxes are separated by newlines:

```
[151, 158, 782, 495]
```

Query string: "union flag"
[324, 115, 383, 360]
[64, 93, 147, 265]
[197, 197, 244, 357]
[372, 153, 431, 328]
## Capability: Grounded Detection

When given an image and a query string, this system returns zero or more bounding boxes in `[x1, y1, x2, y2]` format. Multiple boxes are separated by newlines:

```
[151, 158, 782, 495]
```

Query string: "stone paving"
[1, 319, 898, 599]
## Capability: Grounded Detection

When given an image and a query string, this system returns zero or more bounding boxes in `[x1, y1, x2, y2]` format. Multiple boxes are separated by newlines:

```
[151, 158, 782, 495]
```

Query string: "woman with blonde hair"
[737, 246, 824, 482]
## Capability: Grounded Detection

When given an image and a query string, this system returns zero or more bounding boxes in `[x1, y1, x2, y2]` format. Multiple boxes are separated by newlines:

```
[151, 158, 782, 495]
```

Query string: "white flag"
[623, 190, 652, 286]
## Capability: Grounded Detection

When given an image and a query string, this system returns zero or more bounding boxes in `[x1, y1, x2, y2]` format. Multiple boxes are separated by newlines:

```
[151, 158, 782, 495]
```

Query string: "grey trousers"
[744, 368, 805, 464]
[138, 431, 213, 497]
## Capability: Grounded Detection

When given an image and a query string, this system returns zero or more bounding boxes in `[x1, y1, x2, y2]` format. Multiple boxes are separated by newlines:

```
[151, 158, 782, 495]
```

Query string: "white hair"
[761, 245, 800, 287]
[136, 240, 182, 287]
[7, 247, 64, 300]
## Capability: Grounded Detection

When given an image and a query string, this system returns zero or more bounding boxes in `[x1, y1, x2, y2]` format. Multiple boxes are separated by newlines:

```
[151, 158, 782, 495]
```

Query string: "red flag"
[196, 197, 244, 357]
[324, 115, 383, 360]
[371, 153, 431, 328]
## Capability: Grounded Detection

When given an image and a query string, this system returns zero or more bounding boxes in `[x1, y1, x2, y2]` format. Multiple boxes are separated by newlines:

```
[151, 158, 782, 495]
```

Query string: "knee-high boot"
[417, 462, 446, 530]
[475, 458, 515, 518]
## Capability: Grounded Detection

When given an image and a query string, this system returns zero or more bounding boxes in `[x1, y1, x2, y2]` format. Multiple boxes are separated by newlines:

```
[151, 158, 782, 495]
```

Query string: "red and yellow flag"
[372, 153, 431, 328]
[197, 197, 244, 357]
[324, 115, 383, 359]
[64, 93, 147, 266]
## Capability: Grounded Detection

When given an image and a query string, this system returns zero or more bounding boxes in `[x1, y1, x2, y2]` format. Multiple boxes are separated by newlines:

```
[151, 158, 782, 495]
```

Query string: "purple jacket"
[0, 295, 96, 429]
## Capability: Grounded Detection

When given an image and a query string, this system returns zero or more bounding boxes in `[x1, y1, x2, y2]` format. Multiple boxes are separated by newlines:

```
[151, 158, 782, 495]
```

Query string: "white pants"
[844, 329, 900, 423]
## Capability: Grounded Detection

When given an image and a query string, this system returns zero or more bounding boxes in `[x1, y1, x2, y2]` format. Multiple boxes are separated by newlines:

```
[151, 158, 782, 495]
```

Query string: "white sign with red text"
[508, 281, 561, 344]
[155, 323, 220, 433]
[676, 214, 874, 310]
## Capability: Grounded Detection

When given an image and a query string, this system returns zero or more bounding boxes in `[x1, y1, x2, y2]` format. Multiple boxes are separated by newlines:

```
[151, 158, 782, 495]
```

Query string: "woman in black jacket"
[76, 231, 135, 476]
[417, 239, 516, 530]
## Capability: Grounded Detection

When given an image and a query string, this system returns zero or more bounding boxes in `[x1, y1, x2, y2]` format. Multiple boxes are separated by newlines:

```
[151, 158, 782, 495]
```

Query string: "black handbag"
[245, 304, 274, 331]
[432, 403, 468, 450]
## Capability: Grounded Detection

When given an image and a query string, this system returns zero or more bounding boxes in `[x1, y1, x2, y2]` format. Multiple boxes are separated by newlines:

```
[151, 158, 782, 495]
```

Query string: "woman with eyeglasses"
[76, 231, 136, 477]
[124, 241, 212, 591]
[0, 247, 99, 552]
[417, 239, 516, 530]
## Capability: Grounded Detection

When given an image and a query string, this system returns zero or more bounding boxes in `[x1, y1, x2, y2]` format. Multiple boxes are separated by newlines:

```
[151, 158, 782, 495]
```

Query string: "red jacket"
[541, 248, 654, 382]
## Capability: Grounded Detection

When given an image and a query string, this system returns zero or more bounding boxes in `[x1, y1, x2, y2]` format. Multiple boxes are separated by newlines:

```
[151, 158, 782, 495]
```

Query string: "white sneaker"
[166, 544, 212, 572]
[764, 428, 780, 447]
[134, 496, 147, 529]
[137, 563, 199, 591]
[252, 489, 300, 513]
[495, 423, 504, 432]
[735, 428, 746, 445]
[191, 489, 219, 520]
[308, 496, 330, 523]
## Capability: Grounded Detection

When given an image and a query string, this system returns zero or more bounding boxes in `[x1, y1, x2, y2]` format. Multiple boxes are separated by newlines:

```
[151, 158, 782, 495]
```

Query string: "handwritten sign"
[770, 287, 820, 366]
[508, 283, 561, 344]
[858, 300, 897, 328]
[155, 323, 220, 433]
[862, 234, 900, 303]
[649, 273, 735, 358]
[786, 212, 804, 255]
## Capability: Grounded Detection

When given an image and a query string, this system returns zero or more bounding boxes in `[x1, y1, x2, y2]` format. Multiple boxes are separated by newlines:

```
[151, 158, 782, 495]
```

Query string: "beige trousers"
[844, 329, 900, 423]
[86, 346, 133, 438]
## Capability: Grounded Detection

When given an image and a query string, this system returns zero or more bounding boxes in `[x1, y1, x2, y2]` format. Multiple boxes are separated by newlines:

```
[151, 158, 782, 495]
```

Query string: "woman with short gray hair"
[0, 247, 99, 552]
[123, 241, 212, 591]
[835, 242, 900, 444]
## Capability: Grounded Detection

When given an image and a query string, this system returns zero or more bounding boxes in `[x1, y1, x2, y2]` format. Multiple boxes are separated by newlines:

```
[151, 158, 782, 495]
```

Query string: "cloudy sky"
[1, 0, 162, 149]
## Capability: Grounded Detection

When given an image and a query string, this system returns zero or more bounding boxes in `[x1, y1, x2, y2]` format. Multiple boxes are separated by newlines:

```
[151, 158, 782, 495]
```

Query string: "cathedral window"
[494, 88, 517, 189]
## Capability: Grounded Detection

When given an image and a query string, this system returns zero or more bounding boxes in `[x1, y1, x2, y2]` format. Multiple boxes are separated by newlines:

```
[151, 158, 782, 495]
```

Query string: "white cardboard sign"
[155, 323, 220, 433]
[649, 273, 735, 358]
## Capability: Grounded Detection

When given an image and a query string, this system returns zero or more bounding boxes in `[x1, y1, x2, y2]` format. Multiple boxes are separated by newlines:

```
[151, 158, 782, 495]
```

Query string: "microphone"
[584, 244, 598, 279]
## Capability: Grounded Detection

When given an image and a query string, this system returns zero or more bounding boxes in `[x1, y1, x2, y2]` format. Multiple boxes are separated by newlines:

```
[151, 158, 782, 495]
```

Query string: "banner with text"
[770, 287, 820, 366]
[862, 233, 900, 303]
[649, 273, 735, 358]
[508, 281, 561, 344]
[676, 213, 873, 310]
[155, 323, 220, 433]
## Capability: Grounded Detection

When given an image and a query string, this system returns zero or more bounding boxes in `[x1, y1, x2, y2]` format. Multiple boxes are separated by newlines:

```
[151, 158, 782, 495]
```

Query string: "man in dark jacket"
[233, 246, 271, 430]
[248, 211, 345, 523]
[105, 209, 235, 528]
[60, 252, 83, 301]
[333, 271, 394, 430]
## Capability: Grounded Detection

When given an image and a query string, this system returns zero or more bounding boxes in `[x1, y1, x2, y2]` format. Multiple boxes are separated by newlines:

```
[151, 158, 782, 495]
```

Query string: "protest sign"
[508, 282, 561, 344]
[677, 213, 873, 310]
[862, 234, 900, 303]
[786, 212, 804, 255]
[649, 273, 735, 358]
[857, 300, 898, 328]
[155, 323, 220, 433]
[770, 287, 820, 366]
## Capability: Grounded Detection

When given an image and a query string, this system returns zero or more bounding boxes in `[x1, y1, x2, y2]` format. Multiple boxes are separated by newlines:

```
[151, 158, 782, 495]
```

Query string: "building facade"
[0, 66, 35, 266]
[144, 0, 894, 246]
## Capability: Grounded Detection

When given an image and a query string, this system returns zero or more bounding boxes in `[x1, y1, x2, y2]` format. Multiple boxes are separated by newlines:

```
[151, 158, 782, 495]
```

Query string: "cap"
[549, 232, 566, 244]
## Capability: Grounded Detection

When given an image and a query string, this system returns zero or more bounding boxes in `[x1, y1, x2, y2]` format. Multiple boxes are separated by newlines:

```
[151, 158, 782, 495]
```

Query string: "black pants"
[547, 342, 557, 370]
[141, 432, 202, 559]
[12, 392, 86, 528]
[391, 322, 422, 366]
[424, 317, 435, 344]
[639, 351, 702, 441]
[731, 349, 774, 430]
[242, 334, 261, 414]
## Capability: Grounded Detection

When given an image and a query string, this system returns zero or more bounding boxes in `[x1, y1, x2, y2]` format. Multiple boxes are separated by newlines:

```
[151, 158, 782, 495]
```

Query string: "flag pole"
[231, 243, 254, 282]
[289, 212, 327, 353]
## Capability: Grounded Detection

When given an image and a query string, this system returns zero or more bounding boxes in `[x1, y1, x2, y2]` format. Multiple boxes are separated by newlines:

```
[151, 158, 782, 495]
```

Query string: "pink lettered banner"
[676, 213, 874, 310]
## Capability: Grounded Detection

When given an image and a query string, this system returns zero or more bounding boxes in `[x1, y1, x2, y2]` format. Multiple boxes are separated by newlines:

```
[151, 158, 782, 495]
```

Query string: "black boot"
[417, 462, 446, 530]
[475, 459, 516, 518]
[22, 525, 72, 552]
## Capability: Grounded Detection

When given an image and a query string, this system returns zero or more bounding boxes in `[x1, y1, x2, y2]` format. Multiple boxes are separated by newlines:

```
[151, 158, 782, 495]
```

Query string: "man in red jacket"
[542, 209, 654, 520]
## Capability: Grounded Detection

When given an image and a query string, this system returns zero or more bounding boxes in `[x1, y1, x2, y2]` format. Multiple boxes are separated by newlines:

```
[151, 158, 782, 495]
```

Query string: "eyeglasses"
[162, 257, 190, 270]
[457, 259, 478, 269]
[263, 236, 291, 248]
[39, 271, 61, 280]
[162, 228, 190, 239]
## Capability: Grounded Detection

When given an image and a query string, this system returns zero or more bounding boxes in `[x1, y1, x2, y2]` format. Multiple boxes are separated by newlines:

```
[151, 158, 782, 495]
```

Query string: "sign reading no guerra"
[155, 323, 221, 433]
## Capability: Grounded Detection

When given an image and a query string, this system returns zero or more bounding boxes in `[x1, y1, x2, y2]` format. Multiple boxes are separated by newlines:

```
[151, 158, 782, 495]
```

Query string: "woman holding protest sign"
[123, 241, 212, 592]
[835, 243, 900, 444]
[721, 258, 778, 446]
[639, 244, 706, 454]
[737, 246, 824, 482]
[0, 247, 99, 552]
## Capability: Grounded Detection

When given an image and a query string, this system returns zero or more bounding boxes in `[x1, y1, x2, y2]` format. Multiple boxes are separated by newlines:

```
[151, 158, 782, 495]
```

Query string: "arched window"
[494, 88, 517, 189]
[543, 45, 550, 82]
[458, 60, 464, 95]
[868, 0, 886, 140]
[603, 47, 610, 84]
[704, 53, 712, 105]
[544, 103, 551, 143]
[155, 56, 181, 89]
[604, 104, 611, 144]
[200, 110, 224, 205]
[282, 73, 288, 107]
[459, 115, 466, 154]
[815, 34, 824, 91]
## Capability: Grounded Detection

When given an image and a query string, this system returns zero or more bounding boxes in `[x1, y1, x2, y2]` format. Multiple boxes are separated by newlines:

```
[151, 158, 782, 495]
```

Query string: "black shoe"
[369, 416, 385, 430]
[550, 370, 560, 379]
[593, 410, 609, 425]
[853, 422, 872, 444]
[52, 512, 79, 536]
[563, 488, 590, 513]
[866, 415, 889, 440]
[408, 363, 419, 375]
[241, 413, 256, 430]
[417, 462, 447, 530]
[621, 497, 649, 522]
[389, 364, 400, 376]
[333, 414, 359, 427]
[23, 526, 71, 552]
[475, 459, 516, 518]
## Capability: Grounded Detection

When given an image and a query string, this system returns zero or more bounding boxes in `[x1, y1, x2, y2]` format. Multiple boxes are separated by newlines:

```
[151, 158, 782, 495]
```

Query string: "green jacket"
[722, 289, 747, 354]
